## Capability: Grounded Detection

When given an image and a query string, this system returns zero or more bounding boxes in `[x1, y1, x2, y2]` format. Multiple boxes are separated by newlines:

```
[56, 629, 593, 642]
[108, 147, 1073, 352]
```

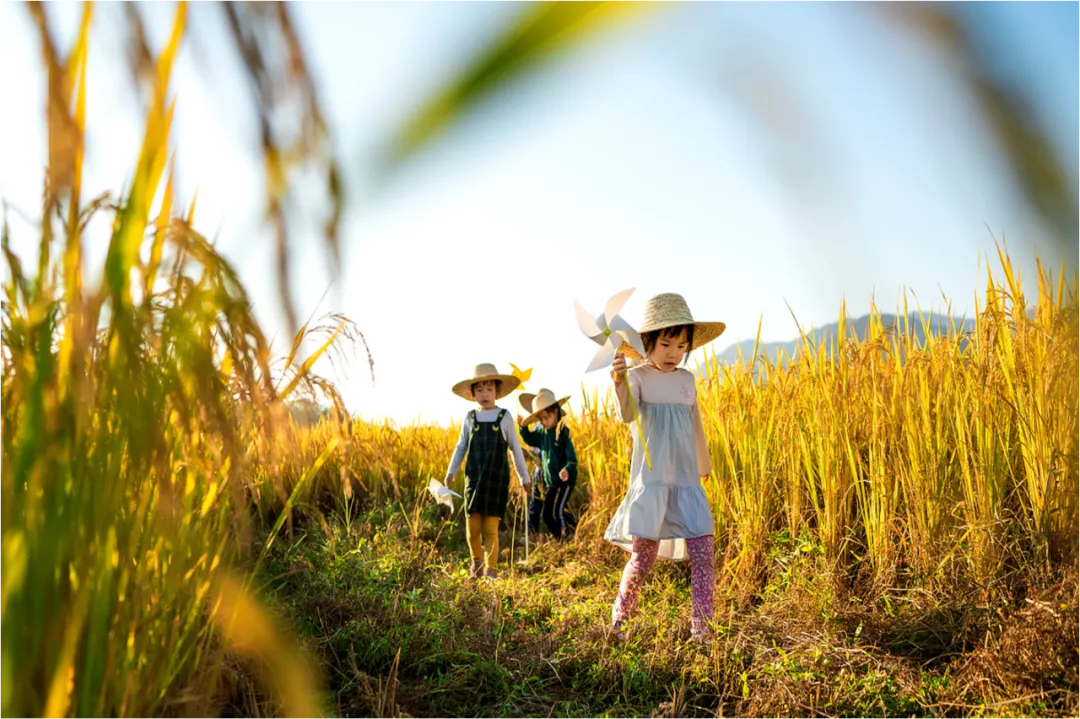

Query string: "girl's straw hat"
[519, 388, 571, 426]
[452, 363, 521, 401]
[638, 293, 726, 351]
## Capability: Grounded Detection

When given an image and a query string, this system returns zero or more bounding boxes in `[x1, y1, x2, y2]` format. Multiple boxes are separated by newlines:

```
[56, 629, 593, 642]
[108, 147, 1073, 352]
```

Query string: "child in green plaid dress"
[444, 364, 531, 579]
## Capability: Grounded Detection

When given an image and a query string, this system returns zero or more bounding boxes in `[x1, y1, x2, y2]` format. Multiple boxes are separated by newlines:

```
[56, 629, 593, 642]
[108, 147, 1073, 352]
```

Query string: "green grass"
[253, 504, 1079, 718]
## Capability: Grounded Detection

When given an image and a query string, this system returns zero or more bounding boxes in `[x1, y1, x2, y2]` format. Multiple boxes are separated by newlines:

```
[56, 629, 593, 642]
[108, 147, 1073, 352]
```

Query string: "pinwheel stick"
[617, 350, 653, 471]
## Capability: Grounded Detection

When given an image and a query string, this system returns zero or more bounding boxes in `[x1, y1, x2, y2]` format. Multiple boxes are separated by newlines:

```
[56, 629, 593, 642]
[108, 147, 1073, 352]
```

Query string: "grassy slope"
[247, 503, 1078, 718]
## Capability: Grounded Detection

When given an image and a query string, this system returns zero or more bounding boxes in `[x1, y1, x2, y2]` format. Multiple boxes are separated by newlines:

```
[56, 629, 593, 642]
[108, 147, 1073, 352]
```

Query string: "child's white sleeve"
[445, 413, 472, 478]
[502, 413, 531, 486]
[692, 398, 712, 477]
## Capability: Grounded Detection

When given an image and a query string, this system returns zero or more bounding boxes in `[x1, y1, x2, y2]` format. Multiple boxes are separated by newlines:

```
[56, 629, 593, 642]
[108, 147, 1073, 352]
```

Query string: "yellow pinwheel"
[509, 363, 533, 393]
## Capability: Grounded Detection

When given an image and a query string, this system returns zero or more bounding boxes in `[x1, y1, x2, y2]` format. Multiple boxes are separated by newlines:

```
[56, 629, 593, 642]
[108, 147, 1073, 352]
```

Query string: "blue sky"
[1, 2, 1076, 425]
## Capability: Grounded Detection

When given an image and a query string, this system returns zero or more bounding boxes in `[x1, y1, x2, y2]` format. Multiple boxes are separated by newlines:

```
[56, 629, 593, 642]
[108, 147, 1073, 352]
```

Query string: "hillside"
[713, 312, 978, 366]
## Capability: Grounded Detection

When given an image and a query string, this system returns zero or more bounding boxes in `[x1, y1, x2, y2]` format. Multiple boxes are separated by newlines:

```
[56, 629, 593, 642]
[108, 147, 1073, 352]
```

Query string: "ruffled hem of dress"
[603, 483, 714, 561]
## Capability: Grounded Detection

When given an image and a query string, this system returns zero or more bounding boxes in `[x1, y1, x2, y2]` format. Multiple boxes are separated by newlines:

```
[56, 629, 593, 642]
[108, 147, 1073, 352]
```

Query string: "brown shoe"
[468, 559, 483, 579]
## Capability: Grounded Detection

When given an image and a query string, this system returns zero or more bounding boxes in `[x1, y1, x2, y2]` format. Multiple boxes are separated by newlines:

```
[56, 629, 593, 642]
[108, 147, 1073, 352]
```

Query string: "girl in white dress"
[605, 293, 726, 640]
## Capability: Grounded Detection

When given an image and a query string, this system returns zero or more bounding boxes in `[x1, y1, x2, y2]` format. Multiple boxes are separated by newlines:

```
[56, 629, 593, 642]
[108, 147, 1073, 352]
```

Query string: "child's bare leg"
[612, 536, 659, 624]
[686, 535, 715, 636]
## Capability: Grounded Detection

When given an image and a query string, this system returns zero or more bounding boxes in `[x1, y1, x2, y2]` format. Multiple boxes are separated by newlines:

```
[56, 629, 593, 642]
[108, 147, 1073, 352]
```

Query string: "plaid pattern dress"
[464, 409, 511, 517]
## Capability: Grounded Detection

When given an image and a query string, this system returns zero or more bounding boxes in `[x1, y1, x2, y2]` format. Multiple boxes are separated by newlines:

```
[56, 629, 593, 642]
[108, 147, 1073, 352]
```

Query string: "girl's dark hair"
[471, 379, 501, 396]
[641, 324, 695, 365]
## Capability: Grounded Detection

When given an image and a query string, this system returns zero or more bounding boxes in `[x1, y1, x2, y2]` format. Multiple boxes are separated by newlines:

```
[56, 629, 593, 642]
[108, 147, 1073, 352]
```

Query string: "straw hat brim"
[520, 394, 571, 426]
[452, 374, 521, 401]
[639, 320, 727, 352]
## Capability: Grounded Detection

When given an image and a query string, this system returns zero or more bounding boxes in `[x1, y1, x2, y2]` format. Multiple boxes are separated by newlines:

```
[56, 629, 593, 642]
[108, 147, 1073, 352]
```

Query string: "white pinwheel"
[573, 287, 654, 469]
[574, 288, 646, 373]
[427, 478, 462, 511]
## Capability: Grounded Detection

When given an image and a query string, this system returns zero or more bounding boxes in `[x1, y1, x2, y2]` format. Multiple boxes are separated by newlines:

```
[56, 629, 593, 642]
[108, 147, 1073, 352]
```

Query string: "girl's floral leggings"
[611, 535, 715, 634]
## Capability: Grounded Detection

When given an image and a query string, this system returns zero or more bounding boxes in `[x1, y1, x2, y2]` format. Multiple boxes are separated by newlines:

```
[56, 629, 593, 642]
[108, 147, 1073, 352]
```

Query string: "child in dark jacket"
[518, 388, 578, 541]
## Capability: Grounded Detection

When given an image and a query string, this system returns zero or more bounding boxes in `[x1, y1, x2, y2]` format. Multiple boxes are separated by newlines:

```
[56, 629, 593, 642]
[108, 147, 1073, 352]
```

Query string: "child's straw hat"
[452, 363, 521, 401]
[519, 388, 571, 426]
[638, 293, 726, 351]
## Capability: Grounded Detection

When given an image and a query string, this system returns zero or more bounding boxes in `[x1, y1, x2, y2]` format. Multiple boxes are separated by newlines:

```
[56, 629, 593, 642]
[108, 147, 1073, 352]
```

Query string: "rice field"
[293, 248, 1080, 598]
[9, 210, 1074, 714]
[260, 252, 1077, 717]
[2, 3, 1077, 716]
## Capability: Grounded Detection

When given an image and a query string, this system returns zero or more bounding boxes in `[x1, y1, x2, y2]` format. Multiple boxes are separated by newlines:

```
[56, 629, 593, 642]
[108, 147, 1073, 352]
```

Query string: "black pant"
[528, 481, 576, 540]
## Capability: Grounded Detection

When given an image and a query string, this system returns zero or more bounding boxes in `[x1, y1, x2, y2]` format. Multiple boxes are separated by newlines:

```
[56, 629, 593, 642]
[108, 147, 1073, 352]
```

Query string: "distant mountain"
[711, 312, 977, 367]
